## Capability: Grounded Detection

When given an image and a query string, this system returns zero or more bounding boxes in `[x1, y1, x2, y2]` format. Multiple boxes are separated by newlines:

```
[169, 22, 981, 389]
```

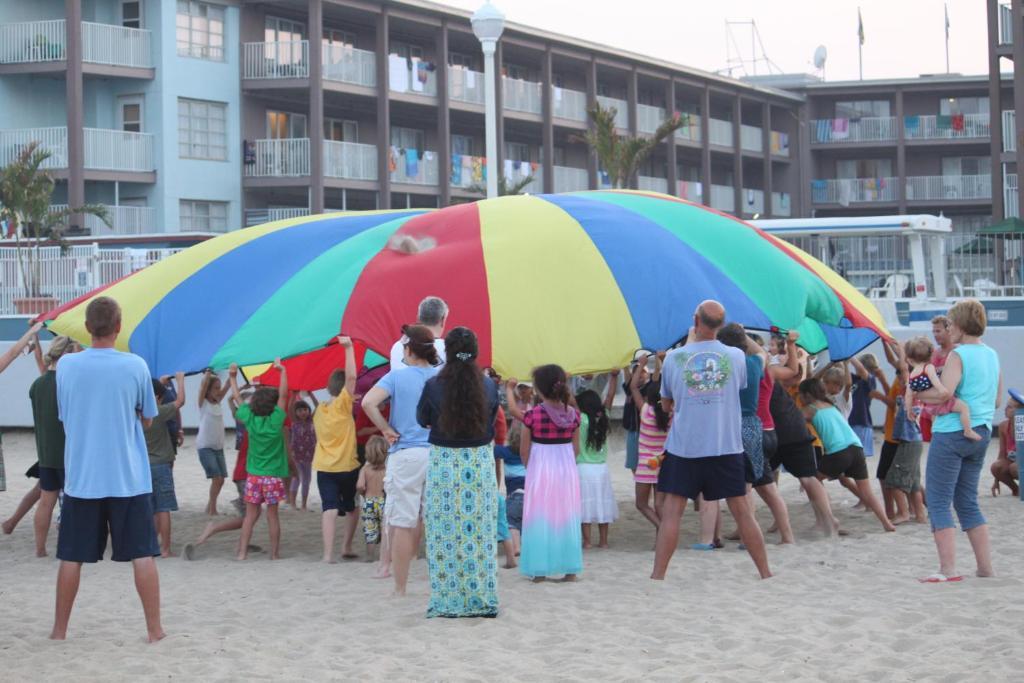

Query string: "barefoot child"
[197, 370, 231, 515]
[288, 399, 316, 510]
[230, 360, 291, 560]
[494, 423, 526, 560]
[144, 374, 186, 557]
[312, 337, 360, 563]
[575, 378, 619, 549]
[357, 435, 387, 565]
[631, 366, 669, 531]
[904, 336, 981, 441]
[990, 391, 1021, 497]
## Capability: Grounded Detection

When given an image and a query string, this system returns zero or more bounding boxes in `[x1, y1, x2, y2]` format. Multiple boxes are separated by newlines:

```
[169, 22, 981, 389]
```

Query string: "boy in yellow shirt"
[313, 337, 359, 563]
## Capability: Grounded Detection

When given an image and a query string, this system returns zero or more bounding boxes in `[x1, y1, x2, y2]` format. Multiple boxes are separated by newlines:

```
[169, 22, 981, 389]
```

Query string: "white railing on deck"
[1000, 3, 1013, 45]
[322, 44, 375, 86]
[1005, 173, 1018, 218]
[245, 207, 310, 226]
[811, 177, 898, 204]
[243, 40, 309, 79]
[553, 166, 589, 193]
[709, 118, 733, 147]
[244, 138, 310, 177]
[390, 149, 439, 185]
[740, 124, 763, 152]
[1003, 110, 1016, 152]
[552, 86, 587, 122]
[904, 113, 989, 140]
[49, 204, 153, 235]
[675, 115, 701, 143]
[388, 56, 437, 96]
[84, 128, 154, 172]
[0, 19, 65, 64]
[710, 184, 734, 212]
[597, 96, 629, 129]
[677, 180, 703, 202]
[637, 175, 668, 193]
[771, 191, 792, 216]
[323, 140, 377, 180]
[905, 174, 991, 201]
[637, 104, 666, 134]
[740, 188, 764, 214]
[503, 78, 542, 114]
[449, 66, 484, 104]
[82, 22, 151, 68]
[811, 116, 897, 143]
[0, 127, 68, 168]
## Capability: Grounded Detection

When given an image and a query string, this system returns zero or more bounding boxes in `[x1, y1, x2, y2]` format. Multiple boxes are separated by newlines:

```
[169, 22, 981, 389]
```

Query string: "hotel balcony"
[243, 40, 309, 80]
[388, 55, 437, 96]
[390, 149, 439, 185]
[244, 138, 310, 177]
[552, 86, 588, 123]
[677, 180, 703, 202]
[674, 116, 701, 145]
[50, 203, 155, 235]
[503, 77, 543, 115]
[769, 130, 790, 156]
[1003, 110, 1016, 152]
[740, 124, 763, 153]
[740, 188, 764, 214]
[637, 104, 666, 135]
[451, 156, 541, 192]
[553, 166, 589, 193]
[904, 174, 992, 202]
[245, 207, 311, 226]
[903, 113, 989, 141]
[1006, 173, 1018, 218]
[449, 66, 484, 105]
[596, 95, 629, 129]
[709, 118, 733, 147]
[323, 44, 376, 88]
[772, 191, 792, 216]
[0, 126, 155, 175]
[637, 175, 668, 193]
[810, 177, 898, 204]
[710, 184, 734, 212]
[811, 116, 897, 144]
[0, 19, 152, 73]
[323, 140, 377, 181]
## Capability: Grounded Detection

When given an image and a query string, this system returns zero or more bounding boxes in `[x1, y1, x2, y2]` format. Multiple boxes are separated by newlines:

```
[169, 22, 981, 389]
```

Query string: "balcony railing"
[905, 174, 992, 201]
[389, 56, 437, 96]
[243, 40, 309, 79]
[904, 113, 989, 140]
[1000, 3, 1013, 45]
[709, 118, 733, 147]
[637, 104, 666, 134]
[323, 140, 377, 180]
[1006, 173, 1018, 218]
[244, 138, 310, 177]
[740, 188, 764, 214]
[552, 86, 587, 122]
[82, 22, 151, 68]
[677, 180, 703, 202]
[50, 203, 153, 235]
[596, 96, 629, 129]
[811, 177, 898, 204]
[322, 44, 375, 87]
[84, 128, 154, 172]
[710, 184, 734, 212]
[553, 165, 589, 193]
[675, 115, 701, 144]
[503, 77, 542, 114]
[390, 149, 439, 185]
[770, 131, 790, 156]
[811, 116, 897, 144]
[246, 207, 310, 226]
[504, 159, 542, 191]
[740, 124, 763, 153]
[1003, 110, 1016, 152]
[637, 175, 668, 193]
[449, 66, 484, 104]
[0, 19, 65, 64]
[772, 192, 792, 216]
[0, 126, 68, 168]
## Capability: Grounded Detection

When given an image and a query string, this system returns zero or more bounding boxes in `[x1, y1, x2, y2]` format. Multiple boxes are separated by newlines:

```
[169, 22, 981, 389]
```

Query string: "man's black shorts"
[38, 466, 65, 493]
[769, 439, 819, 479]
[56, 494, 160, 563]
[657, 452, 746, 501]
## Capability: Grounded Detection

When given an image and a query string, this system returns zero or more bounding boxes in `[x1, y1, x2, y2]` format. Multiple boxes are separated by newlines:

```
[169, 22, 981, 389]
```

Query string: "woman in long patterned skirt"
[417, 327, 500, 617]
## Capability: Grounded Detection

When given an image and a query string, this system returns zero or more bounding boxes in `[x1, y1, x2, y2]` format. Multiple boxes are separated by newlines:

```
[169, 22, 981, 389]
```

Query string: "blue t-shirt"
[376, 364, 440, 453]
[739, 355, 763, 417]
[848, 375, 876, 427]
[57, 348, 158, 498]
[935, 344, 1000, 433]
[661, 340, 747, 458]
[495, 444, 526, 491]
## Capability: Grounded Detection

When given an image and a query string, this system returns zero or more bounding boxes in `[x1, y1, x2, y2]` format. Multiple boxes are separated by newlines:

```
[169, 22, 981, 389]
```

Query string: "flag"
[945, 3, 950, 40]
[858, 7, 865, 46]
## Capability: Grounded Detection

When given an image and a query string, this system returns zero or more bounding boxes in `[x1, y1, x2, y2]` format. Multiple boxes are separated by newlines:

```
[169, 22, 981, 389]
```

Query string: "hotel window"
[449, 51, 475, 69]
[503, 63, 532, 80]
[177, 1, 225, 61]
[506, 141, 530, 162]
[121, 1, 142, 28]
[178, 98, 227, 160]
[837, 158, 892, 179]
[940, 97, 989, 115]
[266, 110, 307, 139]
[451, 135, 474, 156]
[324, 118, 358, 142]
[390, 126, 424, 153]
[180, 200, 228, 232]
[941, 156, 990, 176]
[834, 100, 890, 119]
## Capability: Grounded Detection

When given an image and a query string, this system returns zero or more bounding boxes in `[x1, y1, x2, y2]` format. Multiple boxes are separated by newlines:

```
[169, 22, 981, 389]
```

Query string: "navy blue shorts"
[657, 452, 747, 502]
[38, 466, 64, 492]
[56, 494, 160, 563]
[317, 469, 359, 514]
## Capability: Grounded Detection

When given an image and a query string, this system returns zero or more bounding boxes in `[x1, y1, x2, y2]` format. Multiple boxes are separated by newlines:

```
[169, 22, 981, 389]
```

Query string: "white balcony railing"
[637, 104, 666, 135]
[82, 22, 151, 68]
[904, 113, 990, 141]
[0, 126, 68, 168]
[322, 44, 375, 87]
[553, 166, 589, 193]
[811, 177, 898, 204]
[1003, 110, 1016, 152]
[675, 115, 702, 144]
[741, 188, 764, 214]
[597, 96, 629, 129]
[740, 124, 763, 153]
[552, 86, 587, 122]
[449, 66, 484, 104]
[505, 160, 542, 192]
[709, 118, 733, 147]
[246, 207, 310, 226]
[710, 184, 735, 212]
[50, 203, 153, 235]
[0, 19, 65, 64]
[244, 138, 310, 177]
[1006, 173, 1018, 218]
[1000, 3, 1013, 45]
[243, 40, 309, 79]
[389, 56, 437, 96]
[811, 116, 897, 143]
[677, 180, 703, 202]
[905, 174, 992, 201]
[503, 78, 542, 114]
[323, 140, 377, 181]
[83, 128, 154, 172]
[390, 149, 439, 185]
[772, 192, 792, 217]
[638, 175, 668, 193]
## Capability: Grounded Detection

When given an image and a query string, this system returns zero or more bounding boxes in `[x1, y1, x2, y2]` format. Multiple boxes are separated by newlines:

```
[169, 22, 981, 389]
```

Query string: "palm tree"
[0, 142, 107, 302]
[465, 173, 538, 197]
[574, 101, 685, 189]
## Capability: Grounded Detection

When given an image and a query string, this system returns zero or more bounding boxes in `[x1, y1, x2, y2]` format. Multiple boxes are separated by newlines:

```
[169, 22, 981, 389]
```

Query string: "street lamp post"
[472, 1, 505, 199]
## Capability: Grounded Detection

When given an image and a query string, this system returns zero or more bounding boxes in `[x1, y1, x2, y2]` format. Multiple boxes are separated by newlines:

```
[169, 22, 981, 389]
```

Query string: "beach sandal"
[917, 573, 964, 584]
[690, 543, 716, 551]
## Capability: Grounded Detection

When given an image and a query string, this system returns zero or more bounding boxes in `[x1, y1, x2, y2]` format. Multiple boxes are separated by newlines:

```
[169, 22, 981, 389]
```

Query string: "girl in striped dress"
[630, 355, 670, 530]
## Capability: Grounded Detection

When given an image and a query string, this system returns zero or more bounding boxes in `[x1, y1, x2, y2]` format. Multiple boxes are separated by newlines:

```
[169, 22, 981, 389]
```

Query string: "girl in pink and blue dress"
[506, 364, 582, 582]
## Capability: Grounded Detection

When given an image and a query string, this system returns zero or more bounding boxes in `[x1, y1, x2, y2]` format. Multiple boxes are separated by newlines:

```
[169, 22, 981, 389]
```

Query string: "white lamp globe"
[471, 1, 505, 43]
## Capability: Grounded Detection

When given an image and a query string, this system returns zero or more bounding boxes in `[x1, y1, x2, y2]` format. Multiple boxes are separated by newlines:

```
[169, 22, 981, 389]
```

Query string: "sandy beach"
[0, 427, 1019, 681]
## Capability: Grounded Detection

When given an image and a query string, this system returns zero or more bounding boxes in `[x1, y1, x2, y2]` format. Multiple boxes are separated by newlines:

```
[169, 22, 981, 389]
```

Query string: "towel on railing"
[451, 153, 463, 185]
[466, 69, 476, 88]
[832, 118, 849, 140]
[388, 146, 398, 172]
[504, 159, 514, 180]
[816, 119, 831, 142]
[471, 156, 484, 183]
[388, 54, 408, 91]
[811, 179, 827, 190]
[936, 114, 952, 130]
[405, 148, 419, 177]
[903, 115, 920, 133]
[951, 113, 965, 132]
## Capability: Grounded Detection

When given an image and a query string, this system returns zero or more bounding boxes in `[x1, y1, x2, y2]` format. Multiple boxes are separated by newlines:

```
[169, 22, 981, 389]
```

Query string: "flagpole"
[945, 3, 950, 73]
[858, 6, 864, 80]
[859, 43, 863, 80]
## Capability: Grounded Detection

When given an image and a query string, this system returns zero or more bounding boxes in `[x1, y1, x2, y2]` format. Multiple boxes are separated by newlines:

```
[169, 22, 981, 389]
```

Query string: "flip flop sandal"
[917, 573, 964, 583]
[690, 543, 716, 551]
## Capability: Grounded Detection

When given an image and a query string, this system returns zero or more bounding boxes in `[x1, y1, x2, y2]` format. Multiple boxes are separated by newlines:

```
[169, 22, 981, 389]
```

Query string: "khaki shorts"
[383, 447, 429, 529]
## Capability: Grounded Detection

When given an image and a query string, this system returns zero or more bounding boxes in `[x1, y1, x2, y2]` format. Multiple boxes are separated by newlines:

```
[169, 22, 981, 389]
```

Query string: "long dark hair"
[532, 364, 570, 405]
[798, 378, 832, 406]
[403, 324, 440, 365]
[575, 389, 609, 451]
[438, 327, 488, 437]
[643, 381, 670, 432]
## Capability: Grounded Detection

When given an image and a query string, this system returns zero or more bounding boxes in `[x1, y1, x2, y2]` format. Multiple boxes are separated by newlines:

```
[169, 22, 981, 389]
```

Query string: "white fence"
[637, 104, 666, 134]
[904, 113, 989, 141]
[245, 207, 310, 226]
[503, 78, 542, 114]
[596, 96, 629, 129]
[811, 177, 898, 204]
[449, 66, 484, 104]
[812, 116, 897, 143]
[905, 174, 991, 201]
[244, 138, 310, 177]
[322, 45, 375, 86]
[0, 19, 65, 64]
[710, 184, 734, 212]
[553, 166, 589, 193]
[84, 128, 154, 172]
[1006, 173, 1019, 218]
[51, 204, 154, 235]
[740, 124, 763, 152]
[709, 118, 733, 147]
[323, 140, 377, 180]
[772, 191, 792, 216]
[243, 40, 309, 79]
[637, 175, 668, 193]
[552, 87, 587, 122]
[0, 127, 68, 168]
[740, 188, 764, 214]
[82, 22, 151, 68]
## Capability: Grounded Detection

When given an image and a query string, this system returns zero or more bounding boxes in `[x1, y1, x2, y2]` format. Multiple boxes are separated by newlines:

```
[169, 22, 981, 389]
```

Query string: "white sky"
[443, 0, 991, 82]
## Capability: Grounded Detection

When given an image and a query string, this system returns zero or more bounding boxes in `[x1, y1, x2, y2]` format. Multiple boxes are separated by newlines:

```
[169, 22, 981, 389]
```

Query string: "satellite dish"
[813, 45, 828, 70]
